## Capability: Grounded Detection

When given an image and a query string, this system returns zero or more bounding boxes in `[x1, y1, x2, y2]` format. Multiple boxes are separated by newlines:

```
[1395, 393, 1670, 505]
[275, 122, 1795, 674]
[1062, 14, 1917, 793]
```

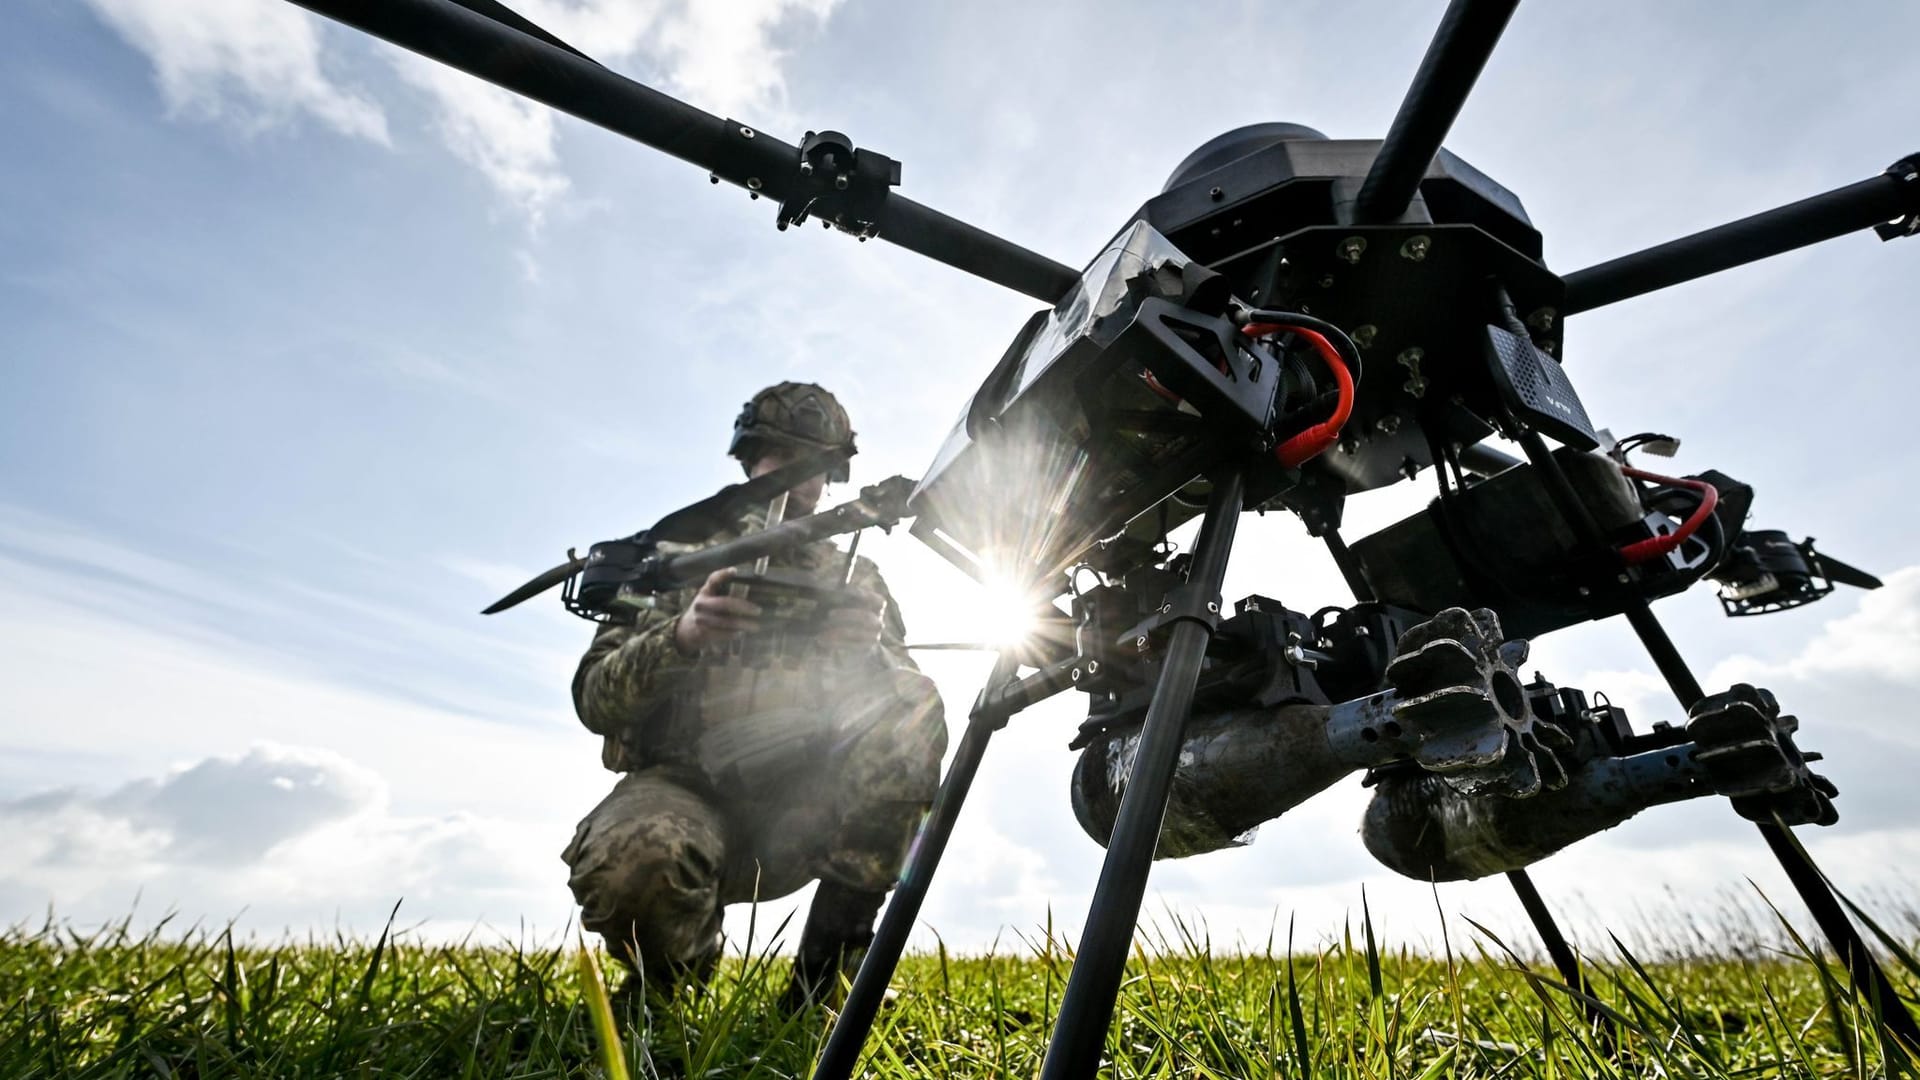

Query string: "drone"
[300, 0, 1920, 1073]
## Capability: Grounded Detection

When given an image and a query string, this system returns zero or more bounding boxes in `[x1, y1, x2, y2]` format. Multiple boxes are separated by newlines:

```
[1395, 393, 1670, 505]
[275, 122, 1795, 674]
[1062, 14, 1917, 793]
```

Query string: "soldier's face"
[748, 447, 827, 516]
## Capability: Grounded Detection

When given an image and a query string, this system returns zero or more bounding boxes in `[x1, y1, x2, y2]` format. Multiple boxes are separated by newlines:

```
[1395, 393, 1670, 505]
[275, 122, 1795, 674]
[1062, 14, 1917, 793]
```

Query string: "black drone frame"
[285, 0, 1920, 1073]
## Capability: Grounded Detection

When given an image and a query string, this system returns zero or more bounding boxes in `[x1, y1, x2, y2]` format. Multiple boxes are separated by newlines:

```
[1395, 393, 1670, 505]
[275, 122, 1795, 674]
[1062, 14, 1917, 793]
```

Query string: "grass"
[4, 899, 1917, 1079]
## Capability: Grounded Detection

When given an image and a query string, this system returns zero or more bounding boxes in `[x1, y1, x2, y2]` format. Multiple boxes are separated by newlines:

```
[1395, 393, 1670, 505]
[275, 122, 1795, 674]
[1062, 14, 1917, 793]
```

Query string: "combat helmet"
[729, 382, 857, 482]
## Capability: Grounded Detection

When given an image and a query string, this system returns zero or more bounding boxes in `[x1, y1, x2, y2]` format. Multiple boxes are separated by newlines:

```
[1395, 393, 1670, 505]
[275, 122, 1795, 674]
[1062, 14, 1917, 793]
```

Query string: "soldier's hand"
[823, 599, 884, 647]
[674, 568, 762, 654]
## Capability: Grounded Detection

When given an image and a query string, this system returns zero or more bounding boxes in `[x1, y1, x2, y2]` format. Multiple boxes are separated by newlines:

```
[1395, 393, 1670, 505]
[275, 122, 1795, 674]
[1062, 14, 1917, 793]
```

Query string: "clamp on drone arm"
[769, 130, 902, 237]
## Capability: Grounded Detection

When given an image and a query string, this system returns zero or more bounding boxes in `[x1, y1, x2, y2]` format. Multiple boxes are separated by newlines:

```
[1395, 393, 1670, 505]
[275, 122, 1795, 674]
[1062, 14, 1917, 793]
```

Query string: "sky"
[3, 0, 1920, 963]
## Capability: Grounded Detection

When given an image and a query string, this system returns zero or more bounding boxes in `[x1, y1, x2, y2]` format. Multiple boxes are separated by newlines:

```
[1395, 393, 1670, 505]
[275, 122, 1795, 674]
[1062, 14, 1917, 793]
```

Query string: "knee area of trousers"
[567, 825, 723, 920]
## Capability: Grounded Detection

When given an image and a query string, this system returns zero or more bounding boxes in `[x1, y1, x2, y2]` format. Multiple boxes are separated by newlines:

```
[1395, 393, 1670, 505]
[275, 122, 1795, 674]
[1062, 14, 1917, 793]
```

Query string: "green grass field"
[6, 902, 1917, 1079]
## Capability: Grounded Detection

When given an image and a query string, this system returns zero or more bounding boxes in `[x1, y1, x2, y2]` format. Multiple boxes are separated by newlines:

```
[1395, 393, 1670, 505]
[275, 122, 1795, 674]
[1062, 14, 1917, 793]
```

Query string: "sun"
[973, 575, 1043, 650]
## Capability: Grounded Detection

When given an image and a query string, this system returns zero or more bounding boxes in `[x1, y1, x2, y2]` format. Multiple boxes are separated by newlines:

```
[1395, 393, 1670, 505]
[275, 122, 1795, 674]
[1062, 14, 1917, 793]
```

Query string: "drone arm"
[1353, 0, 1522, 224]
[285, 0, 1079, 302]
[644, 478, 915, 589]
[1562, 154, 1920, 314]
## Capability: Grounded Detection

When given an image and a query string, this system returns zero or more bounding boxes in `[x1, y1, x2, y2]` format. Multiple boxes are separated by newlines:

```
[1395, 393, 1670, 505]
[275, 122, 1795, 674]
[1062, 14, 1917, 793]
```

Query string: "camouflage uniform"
[561, 506, 947, 985]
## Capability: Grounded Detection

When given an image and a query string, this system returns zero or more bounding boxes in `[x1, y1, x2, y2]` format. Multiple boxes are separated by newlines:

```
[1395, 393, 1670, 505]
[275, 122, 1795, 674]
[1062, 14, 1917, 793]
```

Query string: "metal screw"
[834, 174, 849, 191]
[739, 126, 756, 138]
[1206, 601, 1220, 614]
[708, 174, 720, 185]
[1526, 307, 1557, 333]
[1352, 324, 1378, 349]
[1297, 303, 1312, 314]
[1135, 635, 1148, 649]
[1086, 660, 1101, 675]
[799, 160, 814, 176]
[1374, 415, 1401, 435]
[1397, 347, 1428, 398]
[1400, 457, 1420, 480]
[1338, 236, 1367, 264]
[1071, 668, 1082, 682]
[1318, 274, 1335, 288]
[1399, 235, 1431, 261]
[1209, 186, 1224, 201]
[747, 177, 763, 190]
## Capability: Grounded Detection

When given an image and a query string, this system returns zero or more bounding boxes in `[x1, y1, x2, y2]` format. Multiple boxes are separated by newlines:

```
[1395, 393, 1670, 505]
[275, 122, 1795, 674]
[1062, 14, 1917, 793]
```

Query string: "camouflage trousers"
[561, 666, 946, 982]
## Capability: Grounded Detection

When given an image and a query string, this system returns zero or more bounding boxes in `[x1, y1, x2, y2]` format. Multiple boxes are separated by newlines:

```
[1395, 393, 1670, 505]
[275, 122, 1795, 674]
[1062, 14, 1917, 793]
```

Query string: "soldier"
[562, 382, 947, 1007]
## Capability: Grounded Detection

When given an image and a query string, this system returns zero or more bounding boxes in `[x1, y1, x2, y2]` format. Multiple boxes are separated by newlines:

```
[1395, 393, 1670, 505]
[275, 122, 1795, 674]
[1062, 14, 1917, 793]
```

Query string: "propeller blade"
[1815, 550, 1884, 591]
[482, 555, 588, 614]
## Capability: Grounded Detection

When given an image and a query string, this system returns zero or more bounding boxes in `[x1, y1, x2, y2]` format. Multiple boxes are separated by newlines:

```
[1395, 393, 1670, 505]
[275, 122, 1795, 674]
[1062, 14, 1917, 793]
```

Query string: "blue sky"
[4, 0, 1920, 956]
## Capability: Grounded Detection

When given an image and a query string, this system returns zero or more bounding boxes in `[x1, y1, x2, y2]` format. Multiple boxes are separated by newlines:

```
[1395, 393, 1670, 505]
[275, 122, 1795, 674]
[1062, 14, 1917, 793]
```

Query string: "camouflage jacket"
[571, 507, 918, 775]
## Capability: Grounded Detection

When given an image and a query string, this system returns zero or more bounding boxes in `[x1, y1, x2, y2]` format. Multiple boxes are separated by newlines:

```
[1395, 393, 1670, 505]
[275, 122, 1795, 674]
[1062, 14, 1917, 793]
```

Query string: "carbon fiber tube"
[1039, 470, 1245, 1080]
[1562, 167, 1919, 313]
[1352, 0, 1522, 224]
[286, 0, 1080, 302]
[813, 653, 1020, 1080]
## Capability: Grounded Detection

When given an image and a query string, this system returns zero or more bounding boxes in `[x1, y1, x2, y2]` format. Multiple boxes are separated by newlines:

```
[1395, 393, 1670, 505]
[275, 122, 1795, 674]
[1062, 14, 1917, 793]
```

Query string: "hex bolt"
[1338, 236, 1367, 264]
[747, 177, 763, 190]
[1135, 635, 1148, 649]
[1209, 186, 1224, 201]
[1086, 660, 1101, 675]
[1399, 234, 1431, 261]
[1526, 307, 1557, 333]
[739, 126, 756, 138]
[1397, 347, 1428, 398]
[1374, 415, 1402, 435]
[1352, 324, 1378, 349]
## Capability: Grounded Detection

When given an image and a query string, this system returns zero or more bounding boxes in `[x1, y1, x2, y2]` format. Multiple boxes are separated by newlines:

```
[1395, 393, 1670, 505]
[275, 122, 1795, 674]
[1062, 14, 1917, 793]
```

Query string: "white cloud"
[0, 744, 567, 938]
[394, 56, 571, 225]
[88, 0, 844, 223]
[1716, 567, 1920, 690]
[83, 0, 389, 143]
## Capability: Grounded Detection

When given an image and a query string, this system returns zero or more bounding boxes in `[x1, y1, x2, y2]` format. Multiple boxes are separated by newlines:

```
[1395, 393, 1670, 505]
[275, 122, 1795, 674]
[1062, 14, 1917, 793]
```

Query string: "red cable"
[1617, 467, 1719, 565]
[1137, 322, 1357, 468]
[1241, 324, 1355, 467]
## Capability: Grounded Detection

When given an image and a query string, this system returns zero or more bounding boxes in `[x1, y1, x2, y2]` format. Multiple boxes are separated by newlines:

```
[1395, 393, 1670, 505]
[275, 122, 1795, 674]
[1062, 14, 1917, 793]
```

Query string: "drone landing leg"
[1506, 869, 1614, 1048]
[813, 651, 1069, 1080]
[1514, 426, 1920, 1053]
[1038, 469, 1246, 1080]
[1623, 604, 1920, 1055]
